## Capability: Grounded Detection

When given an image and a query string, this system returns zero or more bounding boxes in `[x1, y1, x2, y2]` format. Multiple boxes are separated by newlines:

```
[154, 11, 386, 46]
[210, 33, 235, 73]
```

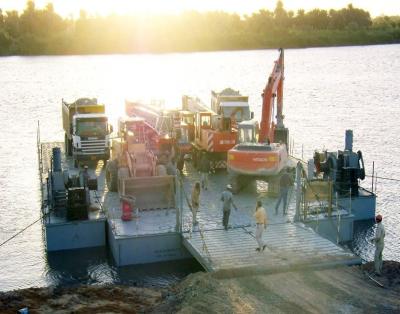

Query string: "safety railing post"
[328, 180, 332, 217]
[371, 161, 375, 192]
[295, 161, 302, 222]
[336, 192, 340, 244]
[349, 187, 352, 215]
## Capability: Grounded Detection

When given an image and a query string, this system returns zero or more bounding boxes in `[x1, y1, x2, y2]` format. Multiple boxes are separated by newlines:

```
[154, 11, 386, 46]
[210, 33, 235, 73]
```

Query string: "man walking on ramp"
[254, 200, 267, 252]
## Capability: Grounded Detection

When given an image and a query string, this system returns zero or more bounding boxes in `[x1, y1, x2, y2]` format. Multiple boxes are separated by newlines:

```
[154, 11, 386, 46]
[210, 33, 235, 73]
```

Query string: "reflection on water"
[350, 219, 378, 262]
[46, 247, 202, 288]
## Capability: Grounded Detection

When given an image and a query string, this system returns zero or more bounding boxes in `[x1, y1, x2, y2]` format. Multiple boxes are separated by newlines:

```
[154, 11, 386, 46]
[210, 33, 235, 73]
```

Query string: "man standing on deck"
[199, 153, 210, 190]
[221, 184, 237, 230]
[275, 168, 293, 215]
[254, 200, 267, 252]
[191, 182, 201, 225]
[371, 214, 385, 275]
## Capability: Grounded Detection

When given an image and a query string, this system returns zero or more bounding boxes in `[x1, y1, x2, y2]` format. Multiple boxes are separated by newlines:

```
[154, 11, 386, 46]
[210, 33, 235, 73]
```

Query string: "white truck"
[62, 98, 112, 167]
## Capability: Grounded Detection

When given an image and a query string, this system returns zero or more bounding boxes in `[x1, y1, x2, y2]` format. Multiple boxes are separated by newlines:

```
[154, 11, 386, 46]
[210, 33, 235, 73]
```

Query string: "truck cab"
[211, 88, 251, 125]
[63, 98, 112, 167]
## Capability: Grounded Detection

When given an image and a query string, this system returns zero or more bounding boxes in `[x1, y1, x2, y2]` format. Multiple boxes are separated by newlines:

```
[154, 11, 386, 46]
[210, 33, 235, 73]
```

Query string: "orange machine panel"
[227, 148, 285, 176]
[200, 129, 237, 153]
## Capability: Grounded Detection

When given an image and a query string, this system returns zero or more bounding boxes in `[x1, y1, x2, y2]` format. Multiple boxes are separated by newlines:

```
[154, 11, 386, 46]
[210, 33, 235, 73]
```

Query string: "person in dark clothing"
[221, 184, 238, 230]
[275, 168, 293, 215]
[199, 153, 210, 190]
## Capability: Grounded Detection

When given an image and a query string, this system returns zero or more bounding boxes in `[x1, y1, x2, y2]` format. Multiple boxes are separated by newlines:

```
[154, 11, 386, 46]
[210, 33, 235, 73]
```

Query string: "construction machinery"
[165, 109, 195, 170]
[125, 100, 193, 171]
[182, 89, 251, 169]
[47, 146, 98, 221]
[227, 49, 289, 192]
[105, 116, 175, 210]
[62, 98, 112, 167]
[312, 130, 366, 197]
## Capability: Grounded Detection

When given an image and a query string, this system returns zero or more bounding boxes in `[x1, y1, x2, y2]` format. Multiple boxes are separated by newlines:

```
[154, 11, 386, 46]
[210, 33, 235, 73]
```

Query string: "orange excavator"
[227, 48, 289, 193]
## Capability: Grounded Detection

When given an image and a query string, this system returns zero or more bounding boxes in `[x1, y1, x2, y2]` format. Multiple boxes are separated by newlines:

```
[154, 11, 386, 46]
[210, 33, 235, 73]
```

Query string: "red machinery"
[125, 100, 194, 171]
[182, 90, 251, 169]
[227, 49, 289, 192]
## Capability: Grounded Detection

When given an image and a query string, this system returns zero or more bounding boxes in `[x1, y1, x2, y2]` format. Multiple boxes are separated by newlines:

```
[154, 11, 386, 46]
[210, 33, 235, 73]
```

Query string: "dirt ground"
[1, 261, 399, 314]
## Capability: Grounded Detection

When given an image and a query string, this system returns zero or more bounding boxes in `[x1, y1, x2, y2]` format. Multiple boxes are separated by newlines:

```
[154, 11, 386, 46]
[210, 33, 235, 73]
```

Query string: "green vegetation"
[0, 1, 400, 55]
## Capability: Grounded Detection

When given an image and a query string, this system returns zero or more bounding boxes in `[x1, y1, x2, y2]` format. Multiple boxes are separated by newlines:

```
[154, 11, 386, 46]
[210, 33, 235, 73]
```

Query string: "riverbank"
[1, 261, 399, 313]
[1, 3, 400, 56]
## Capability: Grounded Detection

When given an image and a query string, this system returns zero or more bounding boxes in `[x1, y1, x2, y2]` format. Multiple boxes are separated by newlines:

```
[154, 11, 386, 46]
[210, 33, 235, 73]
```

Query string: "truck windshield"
[76, 118, 108, 137]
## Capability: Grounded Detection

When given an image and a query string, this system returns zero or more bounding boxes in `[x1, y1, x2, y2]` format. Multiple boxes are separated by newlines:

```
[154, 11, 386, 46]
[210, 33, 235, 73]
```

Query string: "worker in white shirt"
[254, 200, 268, 252]
[371, 214, 385, 275]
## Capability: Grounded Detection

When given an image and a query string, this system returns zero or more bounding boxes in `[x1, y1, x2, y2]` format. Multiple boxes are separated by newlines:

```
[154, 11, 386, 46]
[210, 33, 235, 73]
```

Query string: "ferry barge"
[38, 49, 375, 273]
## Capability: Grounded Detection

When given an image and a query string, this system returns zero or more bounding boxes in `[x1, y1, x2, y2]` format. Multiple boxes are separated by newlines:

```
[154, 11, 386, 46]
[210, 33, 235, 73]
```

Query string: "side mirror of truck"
[251, 112, 254, 119]
[109, 125, 114, 134]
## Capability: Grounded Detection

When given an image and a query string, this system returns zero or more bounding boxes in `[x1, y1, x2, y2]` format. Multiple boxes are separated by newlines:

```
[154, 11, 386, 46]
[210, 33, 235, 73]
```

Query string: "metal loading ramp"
[182, 223, 361, 274]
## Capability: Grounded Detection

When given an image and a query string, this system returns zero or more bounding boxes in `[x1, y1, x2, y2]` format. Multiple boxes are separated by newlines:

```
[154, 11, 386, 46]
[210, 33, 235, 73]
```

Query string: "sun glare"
[79, 0, 185, 15]
[42, 0, 189, 17]
[0, 0, 399, 18]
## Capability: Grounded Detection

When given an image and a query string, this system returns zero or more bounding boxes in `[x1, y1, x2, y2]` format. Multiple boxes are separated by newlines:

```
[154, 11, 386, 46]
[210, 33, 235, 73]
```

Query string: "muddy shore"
[1, 261, 399, 313]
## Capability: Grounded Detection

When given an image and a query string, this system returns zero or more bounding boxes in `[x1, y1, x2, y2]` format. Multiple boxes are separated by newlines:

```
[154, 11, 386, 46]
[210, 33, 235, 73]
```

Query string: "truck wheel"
[106, 160, 118, 192]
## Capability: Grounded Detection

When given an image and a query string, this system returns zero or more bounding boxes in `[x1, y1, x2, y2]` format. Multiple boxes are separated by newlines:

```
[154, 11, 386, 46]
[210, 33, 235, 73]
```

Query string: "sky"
[0, 0, 399, 18]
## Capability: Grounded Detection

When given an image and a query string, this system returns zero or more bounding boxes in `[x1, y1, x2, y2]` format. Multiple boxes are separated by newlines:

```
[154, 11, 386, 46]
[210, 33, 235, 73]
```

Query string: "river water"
[0, 44, 399, 291]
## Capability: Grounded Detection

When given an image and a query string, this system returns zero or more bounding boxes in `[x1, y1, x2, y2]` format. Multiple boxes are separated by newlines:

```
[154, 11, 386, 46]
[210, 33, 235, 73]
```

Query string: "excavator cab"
[238, 120, 259, 144]
[196, 112, 212, 141]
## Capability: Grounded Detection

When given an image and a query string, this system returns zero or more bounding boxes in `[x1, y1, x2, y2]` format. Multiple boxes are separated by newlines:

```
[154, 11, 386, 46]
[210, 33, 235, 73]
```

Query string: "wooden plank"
[183, 223, 359, 273]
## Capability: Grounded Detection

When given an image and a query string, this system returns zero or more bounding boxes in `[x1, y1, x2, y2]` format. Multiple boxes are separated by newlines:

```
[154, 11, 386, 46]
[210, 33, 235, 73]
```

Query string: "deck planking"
[183, 222, 361, 273]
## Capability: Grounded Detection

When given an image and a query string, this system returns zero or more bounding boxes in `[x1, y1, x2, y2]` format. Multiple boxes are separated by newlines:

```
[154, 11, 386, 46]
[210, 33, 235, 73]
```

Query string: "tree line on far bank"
[0, 1, 400, 55]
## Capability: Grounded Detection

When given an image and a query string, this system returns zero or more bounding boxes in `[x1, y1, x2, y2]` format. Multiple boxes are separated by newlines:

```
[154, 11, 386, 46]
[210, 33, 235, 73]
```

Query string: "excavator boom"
[227, 49, 288, 193]
[259, 48, 284, 143]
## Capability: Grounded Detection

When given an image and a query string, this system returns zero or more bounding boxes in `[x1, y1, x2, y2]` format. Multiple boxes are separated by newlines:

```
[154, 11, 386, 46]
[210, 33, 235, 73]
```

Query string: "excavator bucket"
[119, 175, 175, 210]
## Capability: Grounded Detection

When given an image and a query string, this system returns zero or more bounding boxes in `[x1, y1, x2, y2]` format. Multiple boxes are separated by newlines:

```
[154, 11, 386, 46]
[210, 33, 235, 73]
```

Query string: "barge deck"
[39, 141, 362, 271]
